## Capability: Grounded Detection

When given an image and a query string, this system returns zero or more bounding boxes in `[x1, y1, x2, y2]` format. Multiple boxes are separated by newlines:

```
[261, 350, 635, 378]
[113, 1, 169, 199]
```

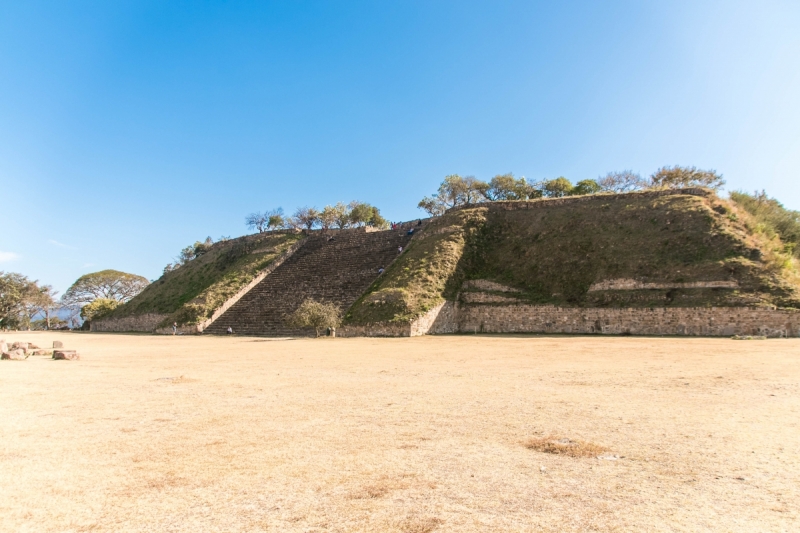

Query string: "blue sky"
[1, 0, 799, 293]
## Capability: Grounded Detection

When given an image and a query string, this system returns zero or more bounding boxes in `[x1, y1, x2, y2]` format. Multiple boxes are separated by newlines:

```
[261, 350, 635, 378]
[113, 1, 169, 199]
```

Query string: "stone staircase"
[204, 228, 411, 336]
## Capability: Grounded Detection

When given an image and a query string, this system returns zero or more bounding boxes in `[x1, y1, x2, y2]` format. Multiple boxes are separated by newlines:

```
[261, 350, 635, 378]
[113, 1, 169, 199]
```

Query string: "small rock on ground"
[53, 350, 80, 361]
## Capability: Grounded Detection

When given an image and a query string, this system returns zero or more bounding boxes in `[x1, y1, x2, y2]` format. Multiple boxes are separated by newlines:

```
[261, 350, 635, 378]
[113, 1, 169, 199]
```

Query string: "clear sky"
[2, 0, 799, 294]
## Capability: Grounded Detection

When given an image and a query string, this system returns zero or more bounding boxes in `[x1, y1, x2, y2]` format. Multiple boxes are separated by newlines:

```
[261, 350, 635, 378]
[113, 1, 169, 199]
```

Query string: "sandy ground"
[1, 332, 798, 533]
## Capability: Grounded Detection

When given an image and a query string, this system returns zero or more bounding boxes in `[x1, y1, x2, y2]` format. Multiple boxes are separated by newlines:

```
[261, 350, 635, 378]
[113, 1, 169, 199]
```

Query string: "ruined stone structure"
[93, 188, 800, 338]
[203, 228, 411, 336]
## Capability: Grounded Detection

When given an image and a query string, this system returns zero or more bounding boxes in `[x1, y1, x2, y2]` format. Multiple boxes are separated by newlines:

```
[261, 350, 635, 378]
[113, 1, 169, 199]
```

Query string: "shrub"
[730, 190, 800, 258]
[80, 298, 120, 321]
[284, 299, 342, 337]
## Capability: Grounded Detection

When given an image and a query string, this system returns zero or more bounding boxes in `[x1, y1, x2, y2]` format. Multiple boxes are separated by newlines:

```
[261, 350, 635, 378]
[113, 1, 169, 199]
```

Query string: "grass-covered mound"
[107, 232, 302, 327]
[345, 190, 800, 325]
[344, 208, 488, 324]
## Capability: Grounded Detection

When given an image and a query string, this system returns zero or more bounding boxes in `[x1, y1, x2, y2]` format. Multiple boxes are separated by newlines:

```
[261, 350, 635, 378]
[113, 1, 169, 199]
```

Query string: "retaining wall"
[91, 313, 167, 333]
[456, 304, 800, 337]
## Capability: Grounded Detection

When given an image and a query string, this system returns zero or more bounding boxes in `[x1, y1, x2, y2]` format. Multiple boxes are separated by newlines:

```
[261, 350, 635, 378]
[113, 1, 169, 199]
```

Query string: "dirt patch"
[396, 515, 443, 533]
[524, 436, 608, 458]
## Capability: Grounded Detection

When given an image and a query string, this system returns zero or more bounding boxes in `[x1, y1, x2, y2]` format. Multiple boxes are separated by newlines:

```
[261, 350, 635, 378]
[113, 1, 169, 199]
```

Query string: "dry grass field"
[1, 333, 799, 532]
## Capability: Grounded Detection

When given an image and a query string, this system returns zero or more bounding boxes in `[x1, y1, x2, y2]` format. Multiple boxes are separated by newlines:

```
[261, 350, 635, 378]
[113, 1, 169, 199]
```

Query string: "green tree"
[266, 208, 285, 230]
[0, 272, 30, 329]
[540, 177, 574, 197]
[349, 201, 388, 228]
[366, 205, 389, 229]
[650, 166, 725, 190]
[62, 270, 149, 306]
[319, 205, 339, 230]
[80, 298, 120, 321]
[284, 299, 342, 337]
[485, 173, 540, 201]
[418, 175, 490, 216]
[572, 179, 602, 196]
[330, 202, 351, 229]
[21, 283, 57, 329]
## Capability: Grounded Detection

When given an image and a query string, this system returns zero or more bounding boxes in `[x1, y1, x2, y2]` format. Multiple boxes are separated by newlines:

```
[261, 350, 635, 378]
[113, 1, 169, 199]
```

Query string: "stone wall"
[91, 313, 167, 333]
[455, 304, 800, 338]
[338, 322, 411, 337]
[420, 301, 458, 335]
[588, 278, 739, 291]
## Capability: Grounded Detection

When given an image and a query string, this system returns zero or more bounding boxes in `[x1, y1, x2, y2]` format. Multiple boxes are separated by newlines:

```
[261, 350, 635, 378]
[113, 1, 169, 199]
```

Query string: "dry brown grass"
[523, 436, 607, 458]
[2, 332, 800, 532]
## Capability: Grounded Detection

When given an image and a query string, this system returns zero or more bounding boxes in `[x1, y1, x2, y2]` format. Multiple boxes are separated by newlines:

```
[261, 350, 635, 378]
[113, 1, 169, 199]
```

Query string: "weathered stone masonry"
[456, 304, 800, 337]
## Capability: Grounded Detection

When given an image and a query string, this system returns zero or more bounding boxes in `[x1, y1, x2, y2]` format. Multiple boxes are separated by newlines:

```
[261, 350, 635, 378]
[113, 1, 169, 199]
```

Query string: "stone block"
[2, 349, 27, 360]
[53, 350, 80, 361]
[53, 340, 64, 349]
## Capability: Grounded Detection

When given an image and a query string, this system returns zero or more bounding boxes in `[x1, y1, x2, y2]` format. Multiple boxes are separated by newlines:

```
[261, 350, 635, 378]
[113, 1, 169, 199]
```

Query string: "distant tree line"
[417, 166, 725, 216]
[246, 201, 388, 233]
[0, 269, 148, 330]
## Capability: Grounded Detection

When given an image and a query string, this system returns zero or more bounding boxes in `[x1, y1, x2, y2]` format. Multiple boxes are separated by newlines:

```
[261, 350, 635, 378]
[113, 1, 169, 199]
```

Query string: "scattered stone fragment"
[0, 340, 7, 354]
[53, 341, 64, 349]
[53, 350, 80, 361]
[11, 342, 29, 353]
[28, 343, 40, 349]
[2, 349, 27, 360]
[29, 349, 54, 356]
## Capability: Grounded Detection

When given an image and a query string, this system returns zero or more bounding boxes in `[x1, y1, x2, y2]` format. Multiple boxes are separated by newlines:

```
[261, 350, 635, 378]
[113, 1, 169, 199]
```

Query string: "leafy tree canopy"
[418, 175, 490, 215]
[572, 179, 602, 196]
[485, 174, 540, 201]
[541, 177, 574, 198]
[0, 272, 56, 330]
[63, 270, 149, 306]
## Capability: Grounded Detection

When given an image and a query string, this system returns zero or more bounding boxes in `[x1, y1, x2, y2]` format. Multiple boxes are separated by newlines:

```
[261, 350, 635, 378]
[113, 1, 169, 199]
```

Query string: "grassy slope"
[345, 191, 800, 325]
[344, 208, 488, 324]
[729, 191, 800, 259]
[107, 232, 303, 327]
